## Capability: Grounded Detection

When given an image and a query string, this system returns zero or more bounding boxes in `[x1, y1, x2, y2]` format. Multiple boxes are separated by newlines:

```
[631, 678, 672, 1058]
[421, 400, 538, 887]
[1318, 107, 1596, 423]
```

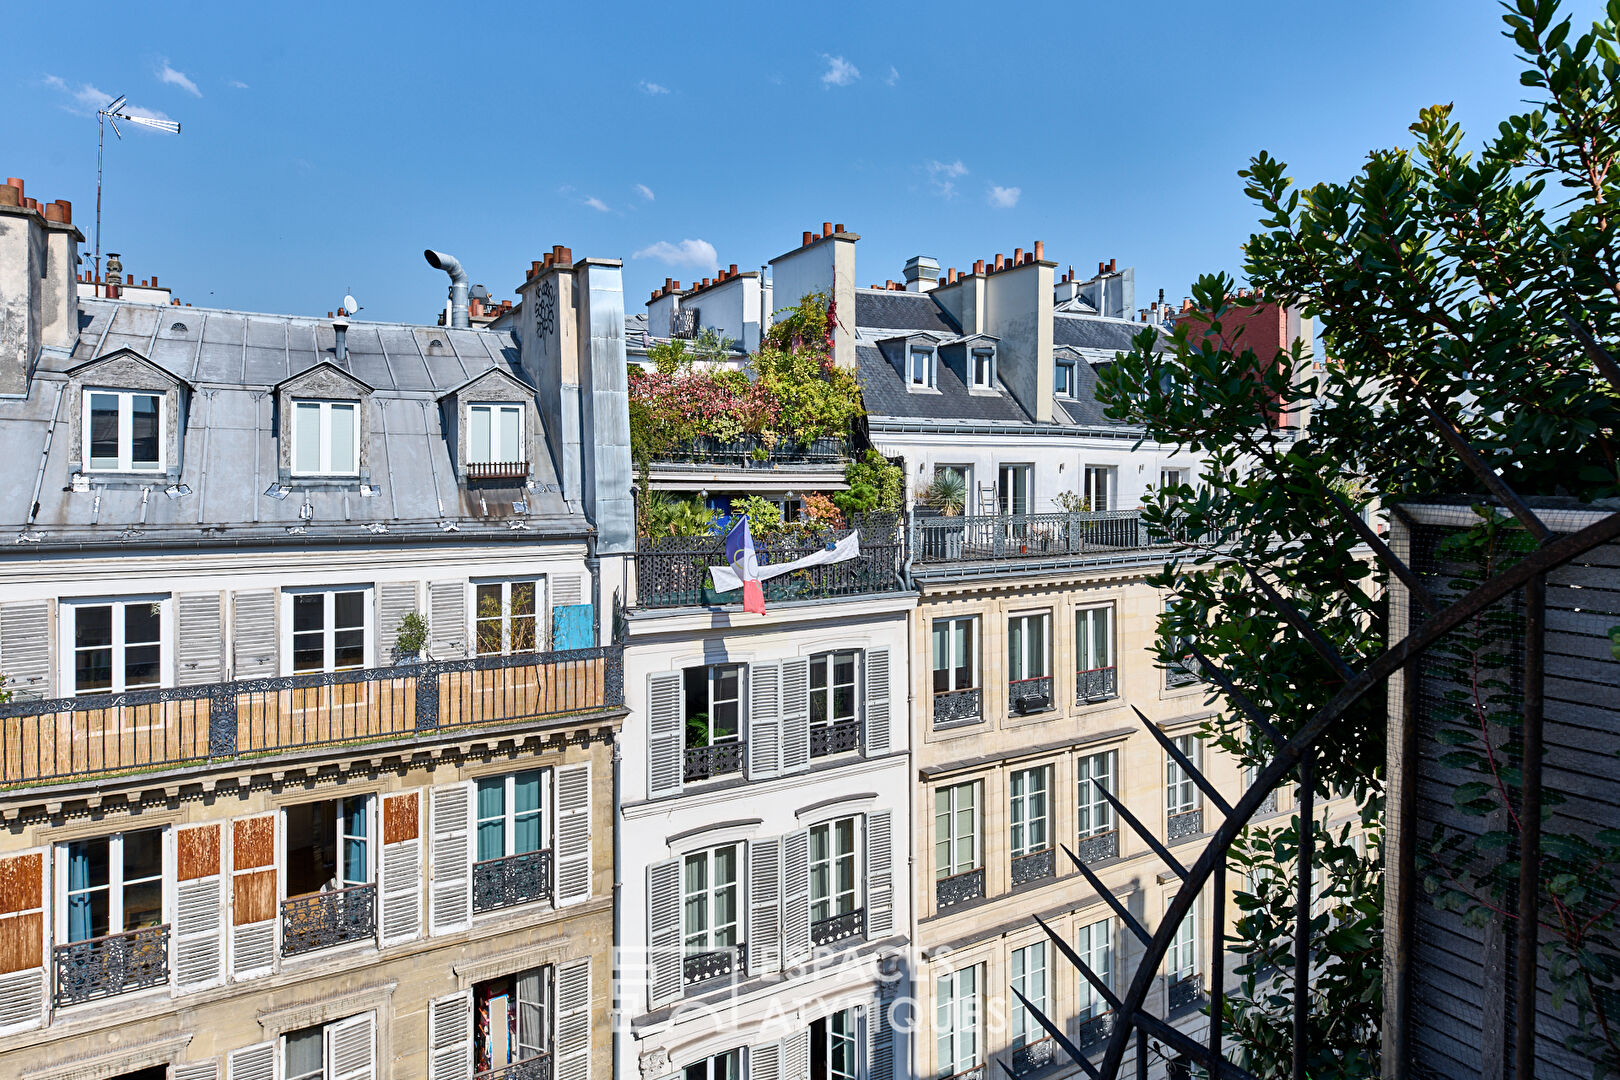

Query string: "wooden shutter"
[555, 957, 592, 1080]
[378, 582, 418, 658]
[175, 823, 225, 991]
[647, 673, 684, 800]
[177, 592, 225, 686]
[428, 581, 466, 659]
[428, 991, 474, 1080]
[380, 792, 422, 945]
[779, 657, 810, 775]
[327, 1011, 377, 1080]
[0, 849, 46, 1034]
[749, 1041, 782, 1080]
[746, 836, 781, 977]
[863, 648, 891, 757]
[173, 1061, 220, 1080]
[864, 810, 894, 938]
[230, 814, 277, 979]
[0, 601, 50, 699]
[227, 1043, 276, 1080]
[554, 763, 592, 906]
[780, 829, 811, 968]
[231, 590, 277, 679]
[747, 662, 781, 780]
[782, 1028, 810, 1080]
[646, 858, 682, 1009]
[429, 782, 473, 934]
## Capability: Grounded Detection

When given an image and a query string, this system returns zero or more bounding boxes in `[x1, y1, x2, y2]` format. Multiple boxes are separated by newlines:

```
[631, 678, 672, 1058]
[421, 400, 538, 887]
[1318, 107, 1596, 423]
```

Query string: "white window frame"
[1077, 918, 1114, 1020]
[280, 794, 375, 902]
[684, 663, 746, 748]
[681, 843, 741, 953]
[1077, 749, 1118, 839]
[817, 1008, 858, 1080]
[936, 964, 981, 1077]
[808, 816, 861, 924]
[1167, 734, 1201, 817]
[290, 398, 361, 477]
[55, 826, 169, 945]
[467, 402, 524, 465]
[1054, 361, 1076, 397]
[909, 346, 937, 389]
[281, 1013, 376, 1080]
[1010, 941, 1048, 1048]
[282, 585, 374, 674]
[1075, 603, 1115, 674]
[1008, 765, 1051, 859]
[1083, 465, 1114, 512]
[1160, 467, 1188, 490]
[475, 768, 550, 864]
[997, 464, 1033, 516]
[1007, 611, 1051, 682]
[472, 578, 546, 657]
[934, 782, 980, 879]
[808, 650, 861, 733]
[931, 615, 978, 694]
[1167, 900, 1198, 982]
[970, 347, 996, 388]
[82, 388, 165, 473]
[59, 594, 171, 696]
[689, 1049, 743, 1080]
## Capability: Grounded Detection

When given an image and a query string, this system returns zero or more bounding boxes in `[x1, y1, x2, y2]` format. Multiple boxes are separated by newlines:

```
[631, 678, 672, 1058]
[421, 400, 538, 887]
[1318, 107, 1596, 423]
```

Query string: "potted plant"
[918, 470, 969, 559]
[394, 611, 428, 664]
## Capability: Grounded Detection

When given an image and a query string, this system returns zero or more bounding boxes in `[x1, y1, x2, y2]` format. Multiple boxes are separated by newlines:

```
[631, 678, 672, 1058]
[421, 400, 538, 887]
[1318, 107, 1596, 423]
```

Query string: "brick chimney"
[0, 177, 82, 396]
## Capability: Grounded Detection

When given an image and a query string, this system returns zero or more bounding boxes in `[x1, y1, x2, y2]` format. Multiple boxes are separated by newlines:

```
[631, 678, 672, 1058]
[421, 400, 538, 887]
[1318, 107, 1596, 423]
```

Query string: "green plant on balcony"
[920, 470, 968, 516]
[394, 611, 428, 661]
[643, 490, 720, 538]
[833, 451, 903, 520]
[1053, 490, 1092, 515]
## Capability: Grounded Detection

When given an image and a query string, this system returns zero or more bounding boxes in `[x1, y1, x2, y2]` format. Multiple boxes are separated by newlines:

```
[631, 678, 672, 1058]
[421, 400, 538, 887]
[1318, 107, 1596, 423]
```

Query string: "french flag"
[723, 515, 767, 614]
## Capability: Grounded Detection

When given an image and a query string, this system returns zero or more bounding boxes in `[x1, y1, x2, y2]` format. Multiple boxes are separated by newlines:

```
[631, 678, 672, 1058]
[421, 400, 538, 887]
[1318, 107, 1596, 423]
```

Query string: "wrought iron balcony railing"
[1012, 1036, 1059, 1076]
[911, 509, 1164, 566]
[1077, 1011, 1115, 1051]
[281, 883, 377, 957]
[1011, 847, 1056, 886]
[683, 742, 744, 782]
[1167, 808, 1204, 841]
[683, 943, 746, 986]
[52, 924, 170, 1007]
[936, 867, 985, 911]
[809, 718, 861, 758]
[1168, 973, 1202, 1012]
[1075, 666, 1118, 704]
[475, 1053, 554, 1080]
[465, 460, 530, 481]
[0, 645, 623, 787]
[939, 1067, 986, 1080]
[653, 433, 848, 468]
[1009, 675, 1054, 714]
[1075, 829, 1120, 864]
[810, 906, 865, 946]
[473, 848, 552, 914]
[1256, 788, 1279, 816]
[635, 518, 903, 609]
[932, 687, 983, 727]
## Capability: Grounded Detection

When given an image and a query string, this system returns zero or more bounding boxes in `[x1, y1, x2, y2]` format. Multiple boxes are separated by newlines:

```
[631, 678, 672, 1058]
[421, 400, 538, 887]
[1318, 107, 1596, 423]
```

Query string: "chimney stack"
[903, 254, 940, 293]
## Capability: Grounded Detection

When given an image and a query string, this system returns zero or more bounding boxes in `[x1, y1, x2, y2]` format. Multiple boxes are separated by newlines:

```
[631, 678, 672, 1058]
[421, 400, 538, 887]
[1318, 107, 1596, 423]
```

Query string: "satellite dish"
[343, 293, 362, 316]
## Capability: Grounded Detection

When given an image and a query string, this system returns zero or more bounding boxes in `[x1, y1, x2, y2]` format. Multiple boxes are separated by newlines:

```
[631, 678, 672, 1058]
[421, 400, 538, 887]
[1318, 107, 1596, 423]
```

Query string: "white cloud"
[44, 76, 172, 123]
[632, 239, 719, 271]
[987, 184, 1022, 208]
[635, 184, 655, 201]
[639, 80, 669, 95]
[885, 65, 900, 86]
[926, 159, 968, 199]
[821, 55, 860, 88]
[229, 80, 250, 90]
[584, 196, 611, 213]
[158, 61, 202, 97]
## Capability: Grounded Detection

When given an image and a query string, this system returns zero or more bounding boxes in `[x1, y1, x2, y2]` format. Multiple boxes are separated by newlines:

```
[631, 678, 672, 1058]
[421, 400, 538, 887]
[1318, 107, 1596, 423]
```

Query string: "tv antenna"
[343, 292, 362, 316]
[95, 95, 182, 281]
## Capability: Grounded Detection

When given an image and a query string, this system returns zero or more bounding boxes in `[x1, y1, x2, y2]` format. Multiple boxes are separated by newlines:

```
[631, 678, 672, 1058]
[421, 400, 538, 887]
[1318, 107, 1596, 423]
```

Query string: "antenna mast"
[94, 95, 181, 282]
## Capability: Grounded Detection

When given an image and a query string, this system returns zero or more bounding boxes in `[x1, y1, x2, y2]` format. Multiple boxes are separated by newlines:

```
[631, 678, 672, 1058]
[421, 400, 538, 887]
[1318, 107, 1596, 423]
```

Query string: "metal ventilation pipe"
[424, 249, 469, 328]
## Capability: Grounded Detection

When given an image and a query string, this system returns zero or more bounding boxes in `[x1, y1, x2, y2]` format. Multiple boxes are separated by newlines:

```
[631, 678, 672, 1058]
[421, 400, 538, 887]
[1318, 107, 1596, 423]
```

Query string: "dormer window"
[909, 347, 937, 388]
[84, 390, 163, 472]
[292, 399, 360, 477]
[971, 348, 996, 388]
[1055, 361, 1076, 397]
[468, 404, 523, 465]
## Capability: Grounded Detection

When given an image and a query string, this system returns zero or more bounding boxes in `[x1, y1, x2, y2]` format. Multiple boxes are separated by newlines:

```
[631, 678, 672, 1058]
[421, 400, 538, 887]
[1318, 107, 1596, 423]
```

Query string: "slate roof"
[2, 298, 578, 546]
[855, 344, 1032, 423]
[852, 290, 961, 335]
[1052, 313, 1160, 354]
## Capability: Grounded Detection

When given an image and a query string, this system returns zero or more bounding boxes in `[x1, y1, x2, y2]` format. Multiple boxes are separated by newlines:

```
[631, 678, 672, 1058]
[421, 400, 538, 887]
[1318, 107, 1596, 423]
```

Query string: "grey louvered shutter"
[428, 991, 474, 1080]
[782, 1028, 810, 1080]
[747, 836, 781, 976]
[865, 809, 894, 938]
[378, 582, 418, 659]
[429, 782, 473, 934]
[327, 1011, 376, 1080]
[646, 858, 682, 1008]
[428, 580, 466, 660]
[863, 648, 891, 757]
[0, 601, 50, 699]
[175, 823, 225, 991]
[177, 592, 224, 686]
[866, 989, 895, 1080]
[380, 793, 422, 946]
[647, 673, 684, 800]
[749, 1041, 781, 1080]
[554, 763, 592, 906]
[173, 1062, 220, 1080]
[779, 657, 810, 774]
[554, 957, 592, 1080]
[231, 590, 277, 679]
[781, 829, 811, 968]
[553, 574, 583, 606]
[747, 662, 781, 780]
[227, 1043, 275, 1080]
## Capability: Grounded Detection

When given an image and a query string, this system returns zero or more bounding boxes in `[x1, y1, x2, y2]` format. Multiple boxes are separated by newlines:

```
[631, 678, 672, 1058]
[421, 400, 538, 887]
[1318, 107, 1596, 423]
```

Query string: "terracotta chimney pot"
[835, 223, 845, 233]
[1034, 241, 1045, 261]
[822, 222, 833, 237]
[803, 231, 814, 246]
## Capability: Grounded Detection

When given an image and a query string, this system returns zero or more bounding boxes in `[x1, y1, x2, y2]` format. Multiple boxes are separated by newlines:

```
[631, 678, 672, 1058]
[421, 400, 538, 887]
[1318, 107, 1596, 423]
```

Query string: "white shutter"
[0, 848, 46, 1034]
[177, 592, 225, 686]
[429, 991, 474, 1080]
[327, 1011, 377, 1080]
[746, 836, 781, 976]
[554, 763, 592, 906]
[555, 957, 592, 1080]
[428, 581, 466, 659]
[229, 814, 277, 980]
[554, 574, 583, 606]
[747, 661, 781, 780]
[779, 657, 810, 774]
[380, 794, 423, 946]
[378, 582, 418, 658]
[175, 875, 225, 990]
[780, 829, 811, 968]
[0, 601, 50, 698]
[647, 858, 682, 1009]
[749, 1041, 782, 1080]
[430, 782, 473, 934]
[782, 1028, 810, 1080]
[866, 991, 895, 1080]
[863, 648, 891, 757]
[647, 673, 684, 800]
[0, 970, 44, 1035]
[231, 590, 277, 679]
[227, 1043, 276, 1080]
[864, 810, 894, 938]
[174, 1061, 220, 1080]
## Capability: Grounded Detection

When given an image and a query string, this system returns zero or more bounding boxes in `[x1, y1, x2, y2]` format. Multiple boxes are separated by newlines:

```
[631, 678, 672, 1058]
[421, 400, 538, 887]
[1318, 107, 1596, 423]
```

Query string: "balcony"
[1168, 973, 1203, 1012]
[935, 867, 985, 911]
[52, 925, 169, 1008]
[465, 460, 529, 481]
[1167, 808, 1204, 842]
[1011, 1036, 1059, 1077]
[1011, 847, 1055, 886]
[683, 742, 744, 782]
[476, 1055, 553, 1080]
[1075, 666, 1118, 704]
[809, 718, 861, 758]
[940, 1068, 986, 1080]
[281, 883, 377, 957]
[683, 943, 746, 986]
[1009, 675, 1053, 715]
[932, 687, 983, 728]
[1256, 788, 1279, 816]
[0, 646, 623, 787]
[1075, 829, 1120, 864]
[911, 509, 1177, 579]
[634, 519, 903, 609]
[473, 849, 552, 914]
[810, 907, 865, 946]
[653, 433, 848, 469]
[1077, 1012, 1115, 1052]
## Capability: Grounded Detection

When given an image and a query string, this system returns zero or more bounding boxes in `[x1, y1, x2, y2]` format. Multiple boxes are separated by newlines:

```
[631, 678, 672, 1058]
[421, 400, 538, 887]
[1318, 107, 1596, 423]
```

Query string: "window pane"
[293, 402, 322, 473]
[292, 593, 323, 634]
[123, 878, 164, 930]
[514, 770, 541, 814]
[510, 582, 536, 618]
[88, 393, 121, 468]
[284, 1027, 324, 1080]
[333, 590, 365, 631]
[469, 406, 492, 463]
[129, 394, 161, 468]
[498, 406, 522, 462]
[77, 605, 113, 648]
[332, 628, 364, 669]
[328, 403, 357, 473]
[75, 646, 113, 693]
[124, 602, 161, 646]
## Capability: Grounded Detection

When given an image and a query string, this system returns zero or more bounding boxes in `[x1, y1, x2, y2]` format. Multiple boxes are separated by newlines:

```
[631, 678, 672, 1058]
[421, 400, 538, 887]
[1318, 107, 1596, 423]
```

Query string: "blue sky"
[2, 1, 1605, 324]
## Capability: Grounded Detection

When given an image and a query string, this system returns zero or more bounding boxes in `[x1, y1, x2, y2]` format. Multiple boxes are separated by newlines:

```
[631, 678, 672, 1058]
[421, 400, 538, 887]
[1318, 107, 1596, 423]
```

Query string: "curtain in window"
[67, 842, 94, 941]
[477, 780, 506, 862]
[513, 772, 541, 853]
[343, 798, 368, 886]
